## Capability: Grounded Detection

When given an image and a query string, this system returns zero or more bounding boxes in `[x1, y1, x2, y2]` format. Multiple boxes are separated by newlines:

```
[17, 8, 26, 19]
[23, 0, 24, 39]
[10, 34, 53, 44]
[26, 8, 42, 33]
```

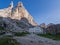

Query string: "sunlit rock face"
[11, 2, 37, 26]
[0, 1, 37, 26]
[0, 1, 13, 17]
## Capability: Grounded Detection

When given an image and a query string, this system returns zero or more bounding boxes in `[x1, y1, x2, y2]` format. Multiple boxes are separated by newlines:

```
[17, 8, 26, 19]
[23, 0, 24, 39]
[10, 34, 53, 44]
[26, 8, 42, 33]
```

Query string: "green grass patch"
[37, 34, 60, 40]
[14, 32, 30, 36]
[0, 26, 5, 35]
[0, 26, 5, 30]
[0, 37, 20, 45]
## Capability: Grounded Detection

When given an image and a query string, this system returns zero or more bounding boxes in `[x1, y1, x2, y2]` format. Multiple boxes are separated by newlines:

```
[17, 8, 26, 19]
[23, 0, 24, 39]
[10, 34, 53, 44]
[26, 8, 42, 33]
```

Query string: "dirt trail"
[13, 34, 60, 45]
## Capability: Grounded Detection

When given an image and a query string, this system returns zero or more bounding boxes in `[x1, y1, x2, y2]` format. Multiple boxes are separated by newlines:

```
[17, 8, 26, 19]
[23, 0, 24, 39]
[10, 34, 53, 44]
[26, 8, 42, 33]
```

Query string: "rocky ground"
[13, 34, 60, 45]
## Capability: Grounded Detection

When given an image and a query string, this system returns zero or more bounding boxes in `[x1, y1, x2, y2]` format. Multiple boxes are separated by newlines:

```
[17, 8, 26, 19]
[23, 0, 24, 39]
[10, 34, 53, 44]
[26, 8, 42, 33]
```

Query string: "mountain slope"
[0, 1, 37, 32]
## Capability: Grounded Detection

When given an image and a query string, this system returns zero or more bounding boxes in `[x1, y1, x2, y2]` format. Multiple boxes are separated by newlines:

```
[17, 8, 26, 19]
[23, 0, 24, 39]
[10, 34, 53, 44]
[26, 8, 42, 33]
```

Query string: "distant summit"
[0, 1, 37, 26]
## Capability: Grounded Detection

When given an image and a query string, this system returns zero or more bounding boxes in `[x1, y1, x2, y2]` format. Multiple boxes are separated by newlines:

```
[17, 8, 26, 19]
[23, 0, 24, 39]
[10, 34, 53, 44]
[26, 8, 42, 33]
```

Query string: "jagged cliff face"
[0, 1, 37, 26]
[0, 1, 13, 17]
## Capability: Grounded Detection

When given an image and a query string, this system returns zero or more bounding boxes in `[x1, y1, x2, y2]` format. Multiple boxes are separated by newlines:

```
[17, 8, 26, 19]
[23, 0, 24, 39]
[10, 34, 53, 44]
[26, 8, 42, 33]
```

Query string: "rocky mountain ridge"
[0, 1, 37, 26]
[0, 1, 37, 32]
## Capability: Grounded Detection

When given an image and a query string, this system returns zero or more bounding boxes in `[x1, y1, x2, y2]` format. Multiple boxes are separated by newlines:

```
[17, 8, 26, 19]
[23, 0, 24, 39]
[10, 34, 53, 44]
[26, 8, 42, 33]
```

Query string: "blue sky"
[0, 0, 60, 25]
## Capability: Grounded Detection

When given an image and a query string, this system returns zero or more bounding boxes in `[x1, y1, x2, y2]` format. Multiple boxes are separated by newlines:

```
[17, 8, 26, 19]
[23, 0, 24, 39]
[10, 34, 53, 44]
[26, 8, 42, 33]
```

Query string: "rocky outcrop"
[40, 23, 47, 34]
[0, 1, 37, 26]
[0, 1, 13, 17]
[40, 23, 47, 28]
[0, 1, 37, 32]
[11, 2, 37, 26]
[46, 24, 60, 35]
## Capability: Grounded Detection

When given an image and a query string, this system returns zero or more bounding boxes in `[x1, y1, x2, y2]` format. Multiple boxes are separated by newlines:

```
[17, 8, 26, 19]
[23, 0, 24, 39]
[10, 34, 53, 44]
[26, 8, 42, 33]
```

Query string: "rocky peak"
[9, 1, 13, 9]
[17, 2, 23, 7]
[11, 2, 37, 26]
[40, 23, 47, 28]
[0, 1, 37, 26]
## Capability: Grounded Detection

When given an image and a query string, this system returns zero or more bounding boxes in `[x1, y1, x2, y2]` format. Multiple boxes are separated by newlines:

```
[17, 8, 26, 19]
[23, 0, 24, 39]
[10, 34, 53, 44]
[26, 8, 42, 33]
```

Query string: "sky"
[0, 0, 60, 25]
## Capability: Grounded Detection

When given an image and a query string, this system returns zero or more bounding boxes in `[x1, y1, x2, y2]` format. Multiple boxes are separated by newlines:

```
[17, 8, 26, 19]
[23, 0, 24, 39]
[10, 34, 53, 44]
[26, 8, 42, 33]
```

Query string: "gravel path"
[13, 34, 60, 45]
